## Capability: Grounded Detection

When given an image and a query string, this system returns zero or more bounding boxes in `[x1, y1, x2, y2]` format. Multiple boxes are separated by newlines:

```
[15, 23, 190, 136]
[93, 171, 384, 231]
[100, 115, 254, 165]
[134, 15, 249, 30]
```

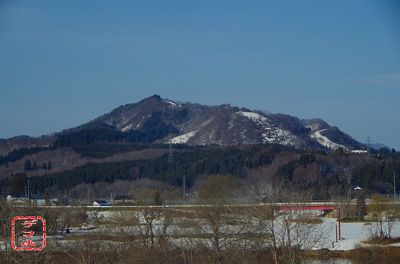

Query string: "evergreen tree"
[47, 160, 52, 170]
[154, 190, 163, 206]
[32, 161, 38, 170]
[11, 173, 27, 193]
[24, 160, 32, 171]
[356, 189, 367, 219]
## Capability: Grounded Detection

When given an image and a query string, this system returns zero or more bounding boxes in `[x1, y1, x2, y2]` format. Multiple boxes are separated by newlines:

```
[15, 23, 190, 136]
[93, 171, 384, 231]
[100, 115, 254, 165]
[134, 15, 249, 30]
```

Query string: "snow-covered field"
[14, 209, 396, 254]
[86, 210, 400, 250]
[319, 218, 400, 250]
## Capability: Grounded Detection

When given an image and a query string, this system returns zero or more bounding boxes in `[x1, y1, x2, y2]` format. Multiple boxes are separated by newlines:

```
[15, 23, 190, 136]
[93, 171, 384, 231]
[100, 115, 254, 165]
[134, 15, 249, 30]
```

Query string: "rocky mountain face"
[67, 95, 363, 150]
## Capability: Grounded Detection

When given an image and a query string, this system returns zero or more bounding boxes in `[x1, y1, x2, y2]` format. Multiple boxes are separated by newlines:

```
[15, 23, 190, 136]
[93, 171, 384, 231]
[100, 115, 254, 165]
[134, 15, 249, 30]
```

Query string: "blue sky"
[1, 0, 399, 148]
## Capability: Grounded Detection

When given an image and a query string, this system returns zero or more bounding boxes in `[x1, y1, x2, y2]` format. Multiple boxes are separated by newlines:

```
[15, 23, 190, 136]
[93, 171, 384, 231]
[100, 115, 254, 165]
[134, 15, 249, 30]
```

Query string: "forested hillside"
[1, 143, 398, 200]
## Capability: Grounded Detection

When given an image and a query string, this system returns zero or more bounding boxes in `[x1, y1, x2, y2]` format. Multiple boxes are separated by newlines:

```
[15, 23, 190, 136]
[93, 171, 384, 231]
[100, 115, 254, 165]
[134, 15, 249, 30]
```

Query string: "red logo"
[11, 216, 46, 251]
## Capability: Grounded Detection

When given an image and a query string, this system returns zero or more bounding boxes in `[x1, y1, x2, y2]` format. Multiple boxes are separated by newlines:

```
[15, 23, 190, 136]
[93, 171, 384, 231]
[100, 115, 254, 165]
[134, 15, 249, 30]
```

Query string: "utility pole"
[27, 178, 30, 199]
[366, 136, 372, 160]
[87, 187, 90, 206]
[394, 171, 397, 201]
[63, 188, 68, 205]
[168, 143, 173, 165]
[183, 174, 186, 200]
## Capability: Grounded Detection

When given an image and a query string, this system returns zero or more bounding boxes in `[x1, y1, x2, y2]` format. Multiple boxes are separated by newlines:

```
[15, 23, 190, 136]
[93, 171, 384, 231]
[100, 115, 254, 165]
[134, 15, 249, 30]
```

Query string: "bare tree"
[245, 174, 328, 264]
[193, 175, 243, 261]
[368, 194, 400, 241]
[111, 188, 175, 250]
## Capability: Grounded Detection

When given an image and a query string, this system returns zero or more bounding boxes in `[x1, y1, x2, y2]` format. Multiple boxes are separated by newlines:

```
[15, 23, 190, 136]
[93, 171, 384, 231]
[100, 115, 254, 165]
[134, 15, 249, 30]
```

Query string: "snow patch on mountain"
[169, 131, 197, 144]
[306, 123, 321, 133]
[237, 111, 297, 145]
[311, 129, 348, 150]
[262, 128, 297, 145]
[238, 111, 270, 125]
[121, 123, 134, 132]
[164, 100, 180, 108]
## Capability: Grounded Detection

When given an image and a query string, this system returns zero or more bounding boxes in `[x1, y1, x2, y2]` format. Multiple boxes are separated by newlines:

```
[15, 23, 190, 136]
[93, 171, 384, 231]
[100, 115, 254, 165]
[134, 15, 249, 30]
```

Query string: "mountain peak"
[56, 96, 364, 150]
[136, 94, 163, 104]
[147, 94, 162, 100]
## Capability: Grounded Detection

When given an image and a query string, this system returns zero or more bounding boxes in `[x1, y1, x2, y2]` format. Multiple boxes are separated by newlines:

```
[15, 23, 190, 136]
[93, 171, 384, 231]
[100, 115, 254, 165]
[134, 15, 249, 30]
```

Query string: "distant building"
[30, 195, 58, 206]
[350, 150, 368, 154]
[93, 199, 111, 207]
[6, 194, 58, 205]
[114, 194, 135, 205]
[6, 194, 28, 204]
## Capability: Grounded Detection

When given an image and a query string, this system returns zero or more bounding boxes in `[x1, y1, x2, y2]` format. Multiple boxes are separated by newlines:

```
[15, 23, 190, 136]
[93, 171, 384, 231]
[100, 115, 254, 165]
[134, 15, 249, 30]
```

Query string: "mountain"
[369, 143, 391, 150]
[3, 95, 397, 198]
[0, 95, 365, 153]
[0, 135, 55, 156]
[56, 95, 363, 151]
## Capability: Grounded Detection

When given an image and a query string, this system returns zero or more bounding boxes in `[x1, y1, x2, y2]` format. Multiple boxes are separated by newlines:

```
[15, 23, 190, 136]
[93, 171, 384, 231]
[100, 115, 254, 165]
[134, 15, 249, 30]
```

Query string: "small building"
[350, 150, 368, 154]
[93, 199, 111, 207]
[114, 194, 135, 205]
[6, 194, 28, 204]
[30, 195, 58, 206]
[6, 193, 58, 206]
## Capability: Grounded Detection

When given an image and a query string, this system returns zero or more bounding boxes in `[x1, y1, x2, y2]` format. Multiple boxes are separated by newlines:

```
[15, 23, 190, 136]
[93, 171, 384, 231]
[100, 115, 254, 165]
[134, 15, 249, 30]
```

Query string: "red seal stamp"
[11, 216, 46, 251]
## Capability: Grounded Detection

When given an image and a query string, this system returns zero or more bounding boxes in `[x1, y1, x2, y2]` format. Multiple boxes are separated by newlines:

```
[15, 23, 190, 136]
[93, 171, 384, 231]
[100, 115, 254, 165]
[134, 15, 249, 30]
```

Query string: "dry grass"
[305, 247, 400, 264]
[288, 218, 323, 224]
[362, 236, 400, 245]
[343, 247, 400, 264]
[63, 233, 117, 241]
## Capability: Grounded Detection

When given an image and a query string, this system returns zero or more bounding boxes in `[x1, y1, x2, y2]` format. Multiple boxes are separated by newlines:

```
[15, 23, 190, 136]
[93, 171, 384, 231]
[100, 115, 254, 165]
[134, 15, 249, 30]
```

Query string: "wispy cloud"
[0, 4, 39, 20]
[370, 73, 400, 87]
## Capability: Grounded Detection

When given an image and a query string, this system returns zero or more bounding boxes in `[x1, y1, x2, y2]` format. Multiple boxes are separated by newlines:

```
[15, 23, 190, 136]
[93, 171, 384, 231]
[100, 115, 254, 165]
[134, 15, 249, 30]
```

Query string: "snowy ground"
[15, 209, 397, 253]
[318, 218, 400, 250]
[83, 210, 400, 251]
[88, 210, 400, 250]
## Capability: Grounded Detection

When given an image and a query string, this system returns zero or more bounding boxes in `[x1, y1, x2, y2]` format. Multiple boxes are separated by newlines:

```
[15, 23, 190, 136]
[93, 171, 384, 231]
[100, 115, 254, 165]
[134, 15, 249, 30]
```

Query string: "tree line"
[2, 143, 399, 198]
[1, 145, 284, 195]
[23, 160, 52, 171]
[0, 146, 50, 167]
